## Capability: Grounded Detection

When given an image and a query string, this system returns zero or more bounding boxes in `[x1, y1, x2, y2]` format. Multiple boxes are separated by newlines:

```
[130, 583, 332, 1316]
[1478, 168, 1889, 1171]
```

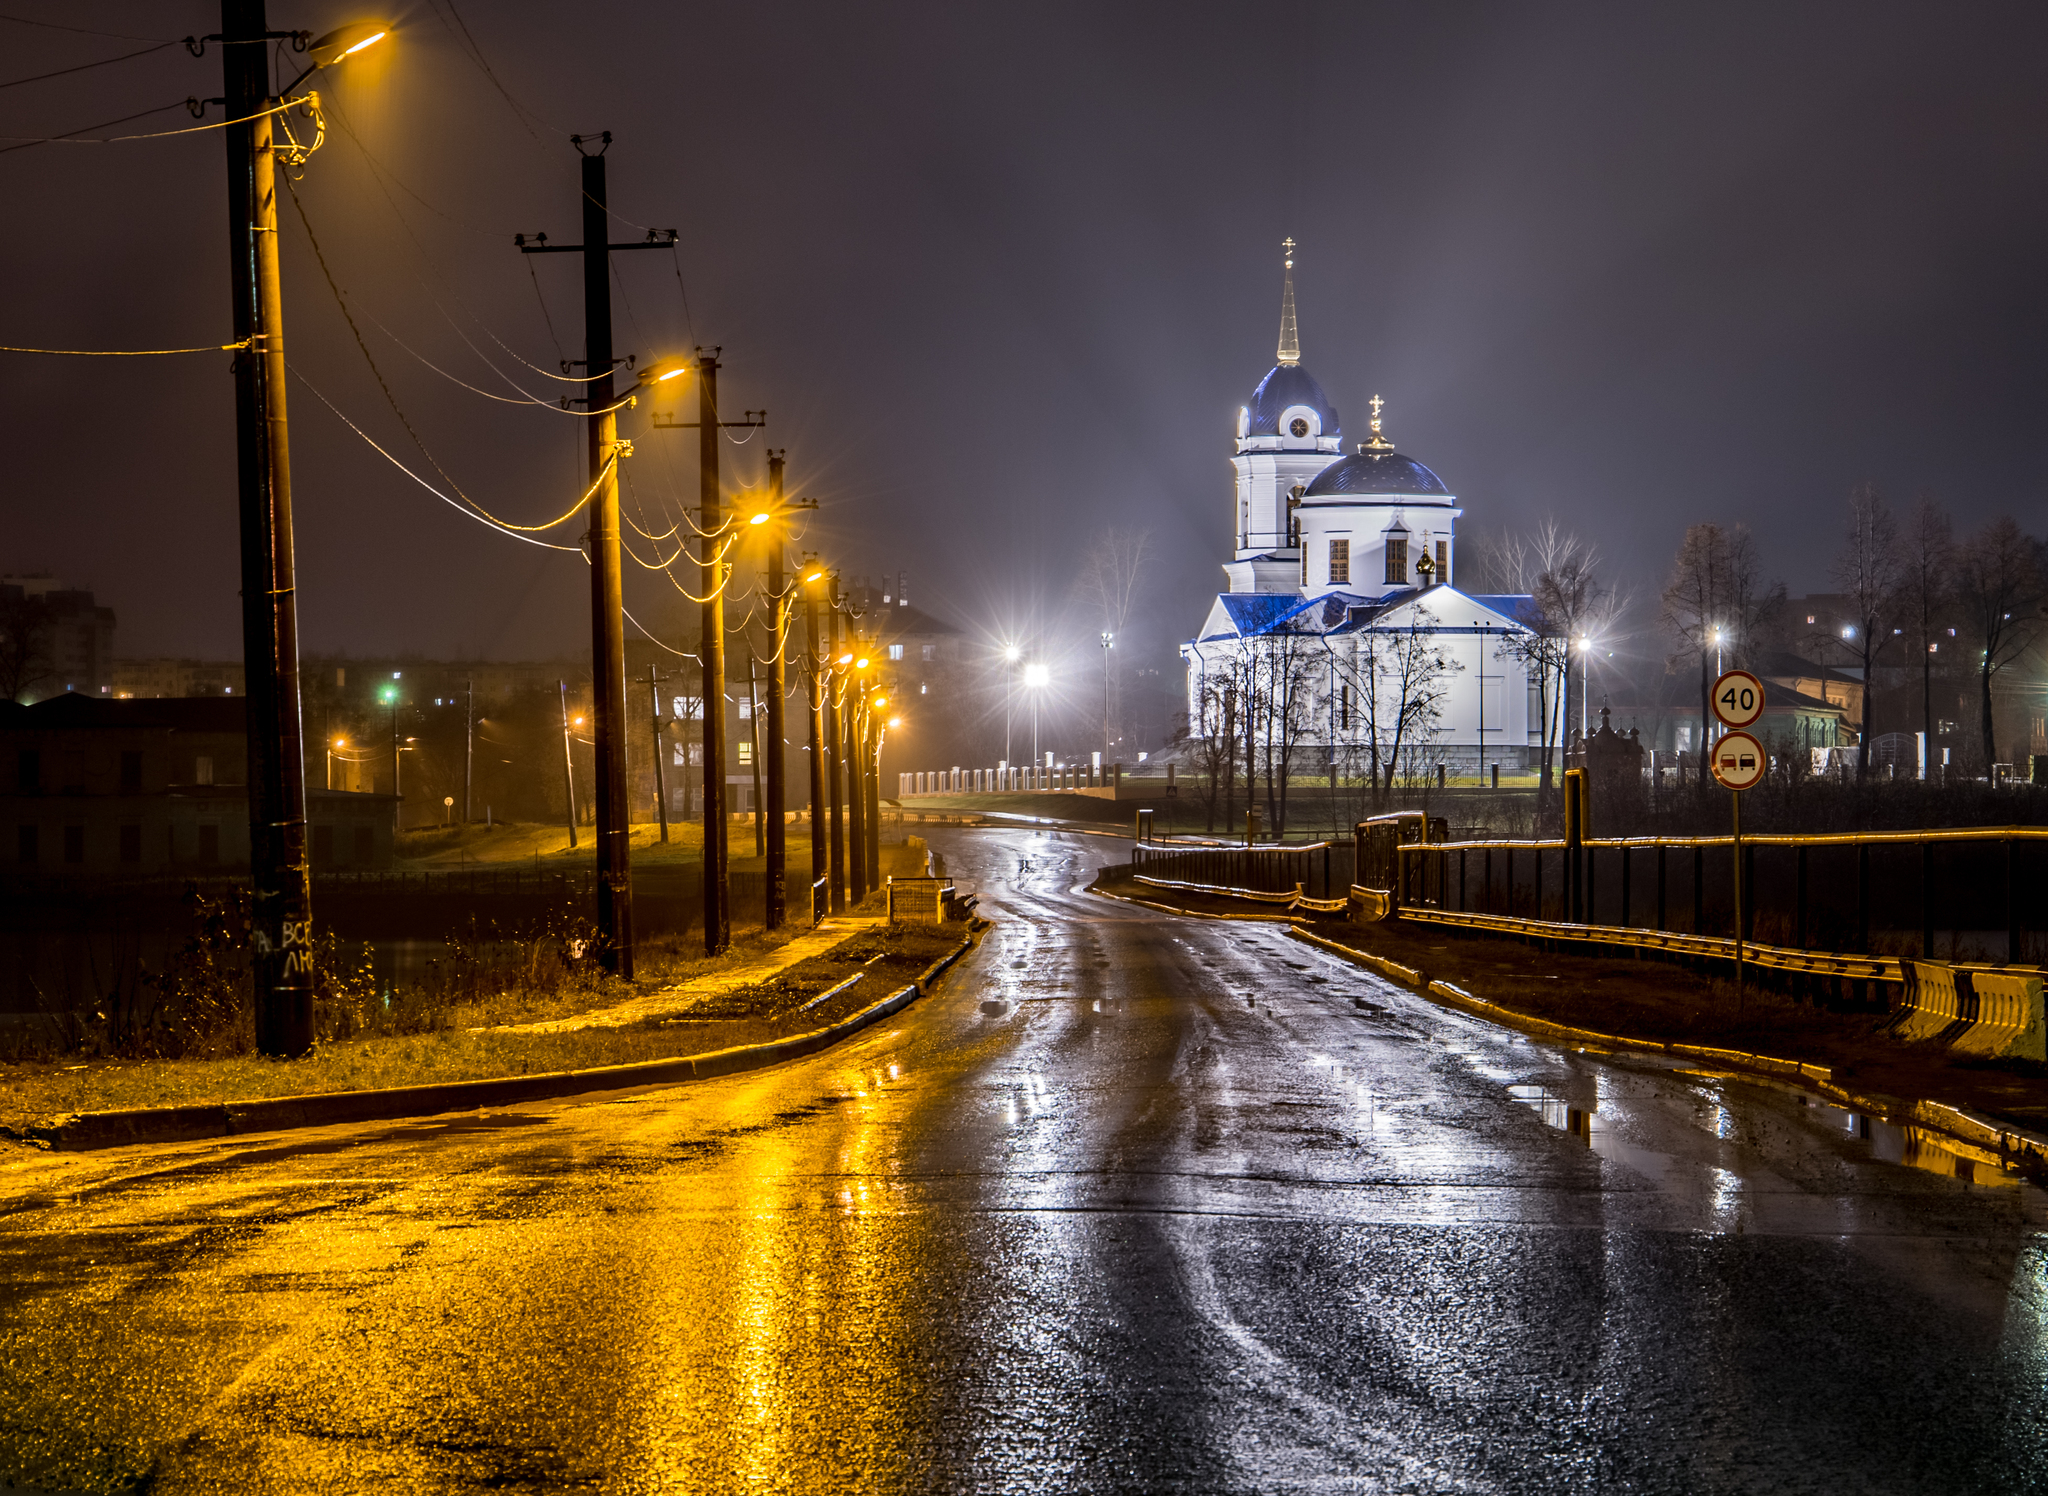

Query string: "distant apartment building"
[0, 695, 394, 874]
[1, 575, 117, 701]
[110, 657, 247, 699]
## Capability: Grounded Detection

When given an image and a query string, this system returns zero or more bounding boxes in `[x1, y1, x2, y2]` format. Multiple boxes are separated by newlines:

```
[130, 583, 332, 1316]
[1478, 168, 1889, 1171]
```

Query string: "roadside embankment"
[1091, 864, 2048, 1165]
[2, 919, 985, 1148]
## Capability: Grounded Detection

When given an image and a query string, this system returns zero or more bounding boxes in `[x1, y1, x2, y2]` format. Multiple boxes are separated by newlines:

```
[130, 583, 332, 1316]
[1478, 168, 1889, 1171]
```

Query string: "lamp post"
[1003, 644, 1021, 767]
[1025, 662, 1049, 768]
[217, 6, 388, 1057]
[1100, 631, 1114, 763]
[326, 736, 345, 791]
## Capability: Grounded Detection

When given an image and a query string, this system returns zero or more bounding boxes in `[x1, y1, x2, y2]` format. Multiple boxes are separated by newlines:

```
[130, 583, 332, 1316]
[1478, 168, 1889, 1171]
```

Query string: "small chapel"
[1182, 245, 1550, 778]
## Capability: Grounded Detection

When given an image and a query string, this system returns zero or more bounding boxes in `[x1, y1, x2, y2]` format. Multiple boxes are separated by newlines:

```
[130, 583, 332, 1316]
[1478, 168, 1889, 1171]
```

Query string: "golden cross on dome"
[1282, 236, 1295, 266]
[1369, 393, 1384, 429]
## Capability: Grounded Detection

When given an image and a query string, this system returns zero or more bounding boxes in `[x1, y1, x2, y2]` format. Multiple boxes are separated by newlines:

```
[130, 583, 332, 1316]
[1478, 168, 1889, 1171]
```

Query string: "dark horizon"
[5, 2, 2045, 705]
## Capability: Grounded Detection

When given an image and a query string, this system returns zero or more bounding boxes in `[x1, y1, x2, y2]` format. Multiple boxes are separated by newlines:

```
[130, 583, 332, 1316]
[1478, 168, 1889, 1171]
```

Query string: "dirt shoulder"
[1094, 868, 2048, 1135]
[0, 922, 975, 1137]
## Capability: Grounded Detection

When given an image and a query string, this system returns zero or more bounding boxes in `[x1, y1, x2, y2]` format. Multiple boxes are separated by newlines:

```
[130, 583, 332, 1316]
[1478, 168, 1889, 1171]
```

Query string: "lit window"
[1329, 539, 1350, 585]
[888, 644, 904, 661]
[920, 683, 927, 695]
[737, 740, 753, 765]
[737, 698, 751, 720]
[1384, 536, 1408, 585]
[1807, 615, 1816, 625]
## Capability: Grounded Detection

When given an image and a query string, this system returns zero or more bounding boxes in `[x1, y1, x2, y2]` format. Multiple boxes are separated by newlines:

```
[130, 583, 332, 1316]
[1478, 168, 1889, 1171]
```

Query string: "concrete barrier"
[1896, 960, 1968, 1043]
[1953, 969, 2047, 1061]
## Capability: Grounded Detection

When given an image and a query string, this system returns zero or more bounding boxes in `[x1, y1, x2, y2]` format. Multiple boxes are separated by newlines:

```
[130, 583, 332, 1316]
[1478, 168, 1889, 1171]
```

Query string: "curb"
[1286, 925, 2048, 1175]
[1089, 884, 1299, 925]
[27, 928, 985, 1154]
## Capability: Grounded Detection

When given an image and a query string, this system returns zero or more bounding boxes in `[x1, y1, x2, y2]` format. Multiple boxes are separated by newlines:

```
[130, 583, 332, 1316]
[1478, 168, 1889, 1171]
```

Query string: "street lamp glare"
[804, 569, 825, 583]
[1024, 664, 1050, 688]
[872, 695, 888, 709]
[307, 22, 390, 67]
[855, 657, 870, 670]
[888, 716, 901, 729]
[635, 356, 689, 387]
[837, 653, 853, 665]
[748, 510, 770, 526]
[1004, 645, 1021, 662]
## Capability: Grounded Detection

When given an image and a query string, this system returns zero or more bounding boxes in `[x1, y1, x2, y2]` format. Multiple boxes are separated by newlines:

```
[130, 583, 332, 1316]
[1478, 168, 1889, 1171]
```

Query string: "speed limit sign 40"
[1712, 670, 1765, 729]
[1711, 729, 1767, 791]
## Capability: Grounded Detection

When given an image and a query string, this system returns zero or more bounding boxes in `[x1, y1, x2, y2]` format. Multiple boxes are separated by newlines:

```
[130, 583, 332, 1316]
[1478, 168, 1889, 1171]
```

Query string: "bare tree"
[1901, 494, 1955, 765]
[0, 591, 53, 703]
[1332, 619, 1460, 810]
[1244, 627, 1322, 835]
[1072, 526, 1153, 755]
[1177, 665, 1236, 832]
[1830, 483, 1906, 778]
[1660, 522, 1784, 792]
[1954, 515, 2044, 769]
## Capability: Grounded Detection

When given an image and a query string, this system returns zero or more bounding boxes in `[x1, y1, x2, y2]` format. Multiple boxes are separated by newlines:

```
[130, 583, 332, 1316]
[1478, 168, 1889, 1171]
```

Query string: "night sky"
[5, 2, 2046, 708]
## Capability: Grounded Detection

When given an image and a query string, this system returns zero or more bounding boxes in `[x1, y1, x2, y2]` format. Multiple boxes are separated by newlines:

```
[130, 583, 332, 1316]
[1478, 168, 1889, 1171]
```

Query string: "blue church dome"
[1304, 448, 1449, 498]
[1246, 364, 1341, 438]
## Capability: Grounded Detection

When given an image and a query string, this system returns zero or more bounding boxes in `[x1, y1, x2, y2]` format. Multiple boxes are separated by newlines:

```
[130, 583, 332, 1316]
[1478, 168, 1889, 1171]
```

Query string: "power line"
[287, 364, 581, 553]
[0, 97, 188, 155]
[0, 95, 296, 153]
[426, 0, 562, 142]
[0, 38, 182, 91]
[0, 13, 174, 42]
[0, 337, 248, 355]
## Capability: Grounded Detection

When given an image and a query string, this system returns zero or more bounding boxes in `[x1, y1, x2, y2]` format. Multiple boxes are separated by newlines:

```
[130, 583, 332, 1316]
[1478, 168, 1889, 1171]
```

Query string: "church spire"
[1276, 238, 1300, 366]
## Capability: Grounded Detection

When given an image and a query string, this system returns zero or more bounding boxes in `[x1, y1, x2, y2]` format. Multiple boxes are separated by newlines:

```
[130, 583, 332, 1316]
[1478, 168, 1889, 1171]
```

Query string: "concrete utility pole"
[649, 665, 669, 844]
[221, 0, 313, 1056]
[746, 651, 764, 859]
[763, 452, 788, 928]
[516, 137, 680, 978]
[826, 582, 846, 912]
[463, 674, 473, 825]
[803, 560, 828, 919]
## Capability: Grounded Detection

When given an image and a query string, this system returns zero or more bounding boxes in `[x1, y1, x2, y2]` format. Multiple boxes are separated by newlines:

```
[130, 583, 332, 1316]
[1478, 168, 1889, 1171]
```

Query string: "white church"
[1182, 245, 1548, 779]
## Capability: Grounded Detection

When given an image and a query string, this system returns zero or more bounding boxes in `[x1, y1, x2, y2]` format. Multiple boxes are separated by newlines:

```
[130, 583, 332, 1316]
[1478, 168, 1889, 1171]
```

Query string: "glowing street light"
[1023, 661, 1050, 765]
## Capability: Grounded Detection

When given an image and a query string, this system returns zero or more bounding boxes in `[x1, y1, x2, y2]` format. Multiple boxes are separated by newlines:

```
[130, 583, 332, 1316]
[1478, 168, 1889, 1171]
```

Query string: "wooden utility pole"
[696, 352, 730, 953]
[763, 452, 788, 928]
[826, 582, 847, 913]
[848, 657, 868, 903]
[221, 0, 313, 1055]
[649, 665, 669, 843]
[516, 137, 680, 978]
[804, 561, 828, 920]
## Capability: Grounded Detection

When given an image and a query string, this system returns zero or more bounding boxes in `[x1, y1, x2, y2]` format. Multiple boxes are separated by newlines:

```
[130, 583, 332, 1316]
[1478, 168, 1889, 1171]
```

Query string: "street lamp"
[1100, 631, 1115, 762]
[1003, 643, 1022, 767]
[1574, 635, 1592, 739]
[327, 736, 346, 791]
[1024, 662, 1050, 767]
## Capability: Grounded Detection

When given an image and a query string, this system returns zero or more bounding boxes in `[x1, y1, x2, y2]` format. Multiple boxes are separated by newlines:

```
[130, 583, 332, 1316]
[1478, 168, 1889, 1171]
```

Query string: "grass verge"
[0, 921, 972, 1138]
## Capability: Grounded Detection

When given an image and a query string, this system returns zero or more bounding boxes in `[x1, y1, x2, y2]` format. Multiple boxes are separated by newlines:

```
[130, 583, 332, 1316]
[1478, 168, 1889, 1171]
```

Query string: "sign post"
[1710, 671, 1767, 1006]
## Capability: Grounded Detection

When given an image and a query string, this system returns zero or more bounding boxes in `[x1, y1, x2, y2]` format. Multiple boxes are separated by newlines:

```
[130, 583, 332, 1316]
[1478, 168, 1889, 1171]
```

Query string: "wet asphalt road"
[1, 824, 2044, 1495]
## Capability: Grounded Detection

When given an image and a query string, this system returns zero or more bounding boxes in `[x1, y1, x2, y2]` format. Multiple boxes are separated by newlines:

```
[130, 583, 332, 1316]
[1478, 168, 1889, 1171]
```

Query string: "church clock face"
[1289, 417, 1310, 438]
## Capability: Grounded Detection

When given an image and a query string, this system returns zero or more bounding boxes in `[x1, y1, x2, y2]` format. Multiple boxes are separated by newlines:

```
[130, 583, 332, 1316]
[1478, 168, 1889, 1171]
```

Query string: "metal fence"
[1129, 842, 1353, 901]
[1393, 826, 2048, 969]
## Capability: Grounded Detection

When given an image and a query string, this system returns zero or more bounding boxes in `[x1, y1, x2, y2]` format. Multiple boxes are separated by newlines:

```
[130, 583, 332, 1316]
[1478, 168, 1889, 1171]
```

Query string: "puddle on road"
[1502, 1063, 2034, 1195]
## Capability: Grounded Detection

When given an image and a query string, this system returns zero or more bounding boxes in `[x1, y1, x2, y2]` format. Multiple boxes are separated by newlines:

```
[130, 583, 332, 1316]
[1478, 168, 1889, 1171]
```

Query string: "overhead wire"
[288, 364, 580, 553]
[0, 13, 174, 41]
[0, 338, 248, 355]
[0, 97, 191, 155]
[424, 0, 563, 142]
[282, 175, 614, 532]
[0, 95, 298, 149]
[0, 38, 183, 91]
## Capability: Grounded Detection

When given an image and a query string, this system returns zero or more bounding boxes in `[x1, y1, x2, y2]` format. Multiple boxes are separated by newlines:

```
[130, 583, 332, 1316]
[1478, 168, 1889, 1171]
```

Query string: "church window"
[1385, 537, 1408, 585]
[1436, 540, 1449, 586]
[1339, 683, 1352, 730]
[1329, 539, 1350, 585]
[1289, 417, 1309, 438]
